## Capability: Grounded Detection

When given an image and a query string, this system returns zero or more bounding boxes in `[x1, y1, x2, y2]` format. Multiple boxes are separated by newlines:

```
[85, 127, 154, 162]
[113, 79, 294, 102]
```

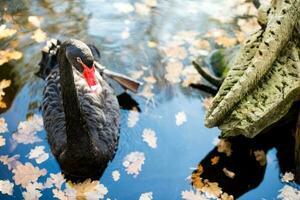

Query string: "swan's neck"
[58, 45, 92, 151]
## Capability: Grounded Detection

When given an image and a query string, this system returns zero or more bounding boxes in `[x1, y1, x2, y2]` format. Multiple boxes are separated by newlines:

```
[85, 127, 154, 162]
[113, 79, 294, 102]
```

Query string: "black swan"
[41, 39, 124, 179]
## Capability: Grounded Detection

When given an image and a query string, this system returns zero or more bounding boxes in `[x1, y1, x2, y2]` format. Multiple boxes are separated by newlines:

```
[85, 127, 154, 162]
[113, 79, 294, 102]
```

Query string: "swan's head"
[65, 39, 100, 91]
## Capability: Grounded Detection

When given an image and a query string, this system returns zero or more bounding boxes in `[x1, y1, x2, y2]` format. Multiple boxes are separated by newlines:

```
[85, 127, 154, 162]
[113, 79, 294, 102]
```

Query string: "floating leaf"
[28, 146, 49, 164]
[277, 185, 300, 200]
[52, 189, 68, 200]
[130, 70, 144, 80]
[215, 36, 236, 48]
[202, 97, 213, 110]
[31, 28, 47, 43]
[163, 45, 187, 60]
[0, 118, 8, 133]
[112, 170, 120, 182]
[113, 2, 134, 13]
[28, 16, 41, 27]
[220, 192, 234, 200]
[216, 139, 232, 157]
[200, 181, 222, 199]
[147, 41, 157, 48]
[0, 25, 16, 39]
[210, 156, 219, 165]
[175, 111, 187, 126]
[123, 151, 145, 177]
[0, 135, 6, 147]
[22, 182, 43, 200]
[181, 189, 206, 200]
[142, 128, 157, 149]
[143, 76, 156, 84]
[139, 84, 154, 101]
[135, 3, 150, 16]
[0, 79, 11, 108]
[0, 155, 21, 170]
[71, 179, 108, 200]
[0, 180, 14, 195]
[145, 0, 157, 7]
[12, 114, 43, 144]
[253, 150, 266, 166]
[12, 162, 47, 187]
[182, 66, 201, 87]
[139, 192, 153, 200]
[127, 108, 139, 128]
[165, 61, 184, 83]
[281, 172, 295, 183]
[0, 50, 22, 66]
[223, 168, 235, 179]
[191, 39, 211, 50]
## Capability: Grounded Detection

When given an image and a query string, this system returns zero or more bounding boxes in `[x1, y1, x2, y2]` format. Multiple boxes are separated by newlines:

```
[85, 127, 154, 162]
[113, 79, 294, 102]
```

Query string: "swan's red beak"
[82, 62, 97, 88]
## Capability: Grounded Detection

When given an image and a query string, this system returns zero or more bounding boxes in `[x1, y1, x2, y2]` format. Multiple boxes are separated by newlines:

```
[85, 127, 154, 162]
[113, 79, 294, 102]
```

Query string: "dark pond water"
[0, 0, 299, 199]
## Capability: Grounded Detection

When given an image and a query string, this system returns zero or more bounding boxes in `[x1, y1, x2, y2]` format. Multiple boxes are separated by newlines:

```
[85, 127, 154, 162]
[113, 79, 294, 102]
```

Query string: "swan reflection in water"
[38, 39, 140, 182]
[191, 103, 298, 198]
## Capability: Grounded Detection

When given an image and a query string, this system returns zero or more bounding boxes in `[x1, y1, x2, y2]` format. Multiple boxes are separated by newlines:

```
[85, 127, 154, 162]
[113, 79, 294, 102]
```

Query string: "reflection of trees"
[0, 0, 90, 114]
[192, 103, 299, 198]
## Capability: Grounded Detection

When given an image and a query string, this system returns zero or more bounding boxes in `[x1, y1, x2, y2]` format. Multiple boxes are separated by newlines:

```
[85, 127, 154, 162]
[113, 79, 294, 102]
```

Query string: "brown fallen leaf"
[211, 156, 220, 165]
[217, 139, 232, 157]
[28, 16, 41, 28]
[200, 180, 223, 199]
[12, 162, 47, 187]
[164, 60, 184, 83]
[0, 25, 16, 40]
[162, 45, 187, 60]
[253, 150, 266, 166]
[143, 76, 156, 84]
[31, 29, 47, 43]
[202, 97, 213, 110]
[0, 50, 22, 66]
[223, 168, 235, 179]
[0, 155, 21, 170]
[215, 36, 237, 48]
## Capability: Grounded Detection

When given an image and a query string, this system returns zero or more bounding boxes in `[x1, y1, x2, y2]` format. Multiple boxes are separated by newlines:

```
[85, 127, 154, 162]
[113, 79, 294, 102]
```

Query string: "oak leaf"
[12, 162, 47, 187]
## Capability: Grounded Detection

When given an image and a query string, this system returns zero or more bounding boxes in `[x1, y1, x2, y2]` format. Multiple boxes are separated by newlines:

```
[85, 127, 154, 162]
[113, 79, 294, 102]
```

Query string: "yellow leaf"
[211, 156, 220, 165]
[0, 25, 16, 40]
[164, 61, 183, 83]
[145, 0, 157, 7]
[12, 162, 47, 187]
[217, 139, 232, 156]
[143, 76, 156, 84]
[0, 50, 22, 65]
[0, 79, 11, 109]
[163, 45, 187, 60]
[202, 97, 213, 110]
[147, 41, 157, 48]
[130, 70, 144, 80]
[28, 16, 41, 28]
[215, 36, 237, 48]
[253, 150, 266, 166]
[31, 29, 47, 43]
[200, 180, 223, 199]
[135, 3, 150, 16]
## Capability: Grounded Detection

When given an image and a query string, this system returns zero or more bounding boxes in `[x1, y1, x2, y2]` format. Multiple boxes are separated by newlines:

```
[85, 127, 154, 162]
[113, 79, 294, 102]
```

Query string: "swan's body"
[41, 39, 119, 178]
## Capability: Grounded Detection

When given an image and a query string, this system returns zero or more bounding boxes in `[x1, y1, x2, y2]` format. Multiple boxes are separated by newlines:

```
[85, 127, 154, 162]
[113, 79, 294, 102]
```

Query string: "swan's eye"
[76, 57, 83, 64]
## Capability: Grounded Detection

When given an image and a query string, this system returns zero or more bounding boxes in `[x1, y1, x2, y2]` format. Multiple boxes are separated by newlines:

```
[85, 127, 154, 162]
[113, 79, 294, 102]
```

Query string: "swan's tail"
[36, 39, 61, 80]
